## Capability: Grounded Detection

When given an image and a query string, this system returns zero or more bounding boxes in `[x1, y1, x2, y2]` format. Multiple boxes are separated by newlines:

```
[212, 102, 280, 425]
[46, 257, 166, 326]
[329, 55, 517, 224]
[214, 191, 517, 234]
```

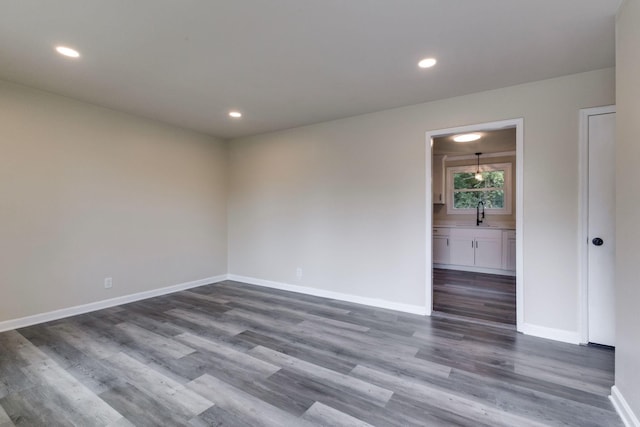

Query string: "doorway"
[425, 119, 524, 330]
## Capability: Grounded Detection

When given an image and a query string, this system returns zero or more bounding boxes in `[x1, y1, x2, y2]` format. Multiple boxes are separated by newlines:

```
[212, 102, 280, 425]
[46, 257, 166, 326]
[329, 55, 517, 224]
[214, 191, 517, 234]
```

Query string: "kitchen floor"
[433, 268, 516, 325]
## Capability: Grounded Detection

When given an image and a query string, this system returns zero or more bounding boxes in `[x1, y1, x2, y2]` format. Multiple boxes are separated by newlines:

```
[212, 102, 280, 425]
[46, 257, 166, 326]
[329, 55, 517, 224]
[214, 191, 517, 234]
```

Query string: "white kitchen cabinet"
[433, 227, 515, 275]
[432, 154, 446, 205]
[449, 233, 475, 266]
[447, 228, 504, 269]
[432, 228, 450, 264]
[474, 233, 503, 269]
[502, 230, 516, 271]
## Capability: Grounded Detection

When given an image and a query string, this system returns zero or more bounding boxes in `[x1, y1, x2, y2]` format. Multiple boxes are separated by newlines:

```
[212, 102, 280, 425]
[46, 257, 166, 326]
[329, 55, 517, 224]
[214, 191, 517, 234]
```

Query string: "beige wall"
[228, 68, 615, 333]
[433, 155, 516, 224]
[615, 0, 640, 418]
[0, 65, 617, 344]
[0, 80, 228, 323]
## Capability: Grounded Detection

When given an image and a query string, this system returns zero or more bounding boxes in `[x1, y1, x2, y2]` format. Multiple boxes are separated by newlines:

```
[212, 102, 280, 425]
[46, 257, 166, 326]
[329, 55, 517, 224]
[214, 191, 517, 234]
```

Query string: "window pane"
[453, 191, 483, 209]
[453, 170, 505, 190]
[453, 172, 486, 190]
[483, 190, 504, 208]
[453, 189, 504, 209]
[483, 171, 505, 188]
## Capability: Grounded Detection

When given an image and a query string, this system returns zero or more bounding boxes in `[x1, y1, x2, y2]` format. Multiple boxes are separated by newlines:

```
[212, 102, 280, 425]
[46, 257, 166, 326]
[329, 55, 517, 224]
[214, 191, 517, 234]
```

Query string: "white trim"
[611, 385, 640, 427]
[434, 263, 515, 277]
[519, 322, 581, 344]
[227, 274, 428, 316]
[426, 118, 524, 331]
[426, 132, 434, 315]
[578, 105, 616, 344]
[515, 121, 524, 330]
[444, 151, 516, 161]
[0, 274, 228, 333]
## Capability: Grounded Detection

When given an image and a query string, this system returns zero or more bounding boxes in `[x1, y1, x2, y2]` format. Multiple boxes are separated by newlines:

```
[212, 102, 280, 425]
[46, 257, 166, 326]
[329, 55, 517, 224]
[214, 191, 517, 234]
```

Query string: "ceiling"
[0, 1, 620, 140]
[434, 129, 516, 156]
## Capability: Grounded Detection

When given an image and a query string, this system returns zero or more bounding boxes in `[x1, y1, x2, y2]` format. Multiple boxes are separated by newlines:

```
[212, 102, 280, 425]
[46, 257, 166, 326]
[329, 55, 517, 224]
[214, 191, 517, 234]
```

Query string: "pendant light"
[474, 152, 484, 181]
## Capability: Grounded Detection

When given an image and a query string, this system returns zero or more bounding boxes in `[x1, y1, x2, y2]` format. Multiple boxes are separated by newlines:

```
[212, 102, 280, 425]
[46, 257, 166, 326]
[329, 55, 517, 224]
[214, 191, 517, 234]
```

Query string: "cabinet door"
[449, 236, 475, 266]
[433, 236, 450, 264]
[432, 155, 446, 205]
[501, 230, 516, 271]
[474, 236, 503, 269]
[505, 238, 516, 271]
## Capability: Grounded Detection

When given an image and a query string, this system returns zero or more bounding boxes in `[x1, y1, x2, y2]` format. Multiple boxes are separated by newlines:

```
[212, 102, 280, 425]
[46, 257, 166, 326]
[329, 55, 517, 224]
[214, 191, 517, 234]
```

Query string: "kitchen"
[431, 127, 517, 325]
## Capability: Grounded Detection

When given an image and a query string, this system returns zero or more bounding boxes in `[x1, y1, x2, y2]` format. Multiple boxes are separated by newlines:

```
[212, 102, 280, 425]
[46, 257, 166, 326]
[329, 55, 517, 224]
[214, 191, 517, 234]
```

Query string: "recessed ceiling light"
[418, 58, 437, 68]
[453, 133, 482, 142]
[229, 111, 242, 118]
[55, 46, 80, 58]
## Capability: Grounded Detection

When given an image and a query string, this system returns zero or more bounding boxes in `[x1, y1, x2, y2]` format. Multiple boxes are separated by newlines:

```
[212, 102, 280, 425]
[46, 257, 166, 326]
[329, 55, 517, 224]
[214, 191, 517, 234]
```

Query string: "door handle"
[592, 237, 604, 246]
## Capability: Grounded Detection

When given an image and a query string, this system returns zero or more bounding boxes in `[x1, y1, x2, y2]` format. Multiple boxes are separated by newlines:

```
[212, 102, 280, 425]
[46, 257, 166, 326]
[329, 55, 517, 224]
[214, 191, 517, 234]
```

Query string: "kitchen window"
[446, 162, 512, 214]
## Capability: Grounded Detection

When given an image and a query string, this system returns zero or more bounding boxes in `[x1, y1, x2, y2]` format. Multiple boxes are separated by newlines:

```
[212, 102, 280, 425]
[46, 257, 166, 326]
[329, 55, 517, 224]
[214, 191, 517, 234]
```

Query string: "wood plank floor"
[0, 280, 621, 426]
[433, 268, 516, 325]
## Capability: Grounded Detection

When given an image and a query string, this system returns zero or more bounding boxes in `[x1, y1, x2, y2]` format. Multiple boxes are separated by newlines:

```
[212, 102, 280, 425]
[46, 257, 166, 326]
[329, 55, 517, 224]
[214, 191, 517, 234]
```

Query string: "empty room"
[1, 1, 639, 426]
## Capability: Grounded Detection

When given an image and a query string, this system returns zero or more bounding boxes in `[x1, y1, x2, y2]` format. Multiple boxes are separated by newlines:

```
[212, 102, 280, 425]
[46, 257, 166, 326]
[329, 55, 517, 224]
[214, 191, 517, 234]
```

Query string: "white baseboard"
[519, 322, 581, 344]
[611, 385, 640, 427]
[0, 274, 228, 333]
[227, 274, 428, 316]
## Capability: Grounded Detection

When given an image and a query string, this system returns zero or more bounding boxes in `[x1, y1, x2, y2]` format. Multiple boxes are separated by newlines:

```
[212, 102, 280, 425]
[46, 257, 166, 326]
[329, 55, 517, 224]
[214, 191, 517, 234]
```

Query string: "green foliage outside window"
[452, 171, 505, 209]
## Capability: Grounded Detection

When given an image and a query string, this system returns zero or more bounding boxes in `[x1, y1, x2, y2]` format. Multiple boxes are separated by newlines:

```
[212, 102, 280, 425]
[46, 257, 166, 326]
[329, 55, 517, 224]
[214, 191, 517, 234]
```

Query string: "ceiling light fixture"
[228, 111, 242, 118]
[418, 58, 437, 68]
[453, 133, 481, 142]
[55, 46, 80, 58]
[475, 152, 484, 181]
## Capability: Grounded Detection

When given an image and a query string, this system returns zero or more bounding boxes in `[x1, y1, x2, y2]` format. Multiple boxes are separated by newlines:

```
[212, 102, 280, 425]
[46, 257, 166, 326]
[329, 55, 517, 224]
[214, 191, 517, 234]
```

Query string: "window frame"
[445, 162, 512, 215]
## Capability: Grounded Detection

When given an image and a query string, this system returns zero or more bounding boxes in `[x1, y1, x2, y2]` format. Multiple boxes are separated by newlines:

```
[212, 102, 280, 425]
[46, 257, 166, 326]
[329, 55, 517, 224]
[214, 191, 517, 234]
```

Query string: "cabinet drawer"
[433, 228, 450, 236]
[473, 228, 502, 239]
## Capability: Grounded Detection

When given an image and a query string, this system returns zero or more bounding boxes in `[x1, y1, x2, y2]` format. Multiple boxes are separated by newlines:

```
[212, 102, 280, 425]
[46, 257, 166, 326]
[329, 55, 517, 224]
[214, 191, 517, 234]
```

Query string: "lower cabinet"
[449, 233, 475, 266]
[502, 230, 516, 271]
[474, 233, 503, 269]
[433, 227, 515, 274]
[433, 236, 450, 264]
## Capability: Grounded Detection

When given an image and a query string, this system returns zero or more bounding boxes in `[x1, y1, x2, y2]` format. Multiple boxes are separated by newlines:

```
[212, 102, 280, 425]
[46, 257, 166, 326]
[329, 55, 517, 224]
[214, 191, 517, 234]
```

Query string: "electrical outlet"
[104, 277, 113, 289]
[296, 267, 303, 279]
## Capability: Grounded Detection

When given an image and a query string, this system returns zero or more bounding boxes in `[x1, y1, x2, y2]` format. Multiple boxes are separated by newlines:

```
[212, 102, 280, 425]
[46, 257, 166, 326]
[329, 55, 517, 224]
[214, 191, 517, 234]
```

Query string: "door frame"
[425, 118, 524, 331]
[578, 105, 616, 344]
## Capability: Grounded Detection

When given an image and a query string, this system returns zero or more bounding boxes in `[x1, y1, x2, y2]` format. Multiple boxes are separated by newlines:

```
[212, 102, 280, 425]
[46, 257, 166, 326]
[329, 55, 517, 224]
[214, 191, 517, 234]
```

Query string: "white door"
[587, 112, 616, 346]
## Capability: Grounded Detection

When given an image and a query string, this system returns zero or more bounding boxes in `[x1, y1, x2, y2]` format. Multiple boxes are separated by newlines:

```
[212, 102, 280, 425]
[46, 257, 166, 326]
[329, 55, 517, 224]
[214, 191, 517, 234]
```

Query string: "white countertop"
[433, 221, 516, 230]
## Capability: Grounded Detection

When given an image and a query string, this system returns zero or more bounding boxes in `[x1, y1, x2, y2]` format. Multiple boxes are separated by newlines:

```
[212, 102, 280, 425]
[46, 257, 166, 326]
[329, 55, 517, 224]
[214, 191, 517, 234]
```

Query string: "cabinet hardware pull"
[476, 241, 478, 248]
[471, 241, 474, 248]
[447, 238, 449, 246]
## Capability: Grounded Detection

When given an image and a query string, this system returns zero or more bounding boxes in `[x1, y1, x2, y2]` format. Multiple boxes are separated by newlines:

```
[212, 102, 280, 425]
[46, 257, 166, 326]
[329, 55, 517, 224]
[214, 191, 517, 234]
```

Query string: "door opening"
[425, 119, 524, 330]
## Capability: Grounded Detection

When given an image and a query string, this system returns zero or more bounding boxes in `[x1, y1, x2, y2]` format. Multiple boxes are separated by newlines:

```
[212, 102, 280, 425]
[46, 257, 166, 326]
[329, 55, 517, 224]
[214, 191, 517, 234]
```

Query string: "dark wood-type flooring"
[433, 268, 517, 325]
[0, 280, 620, 426]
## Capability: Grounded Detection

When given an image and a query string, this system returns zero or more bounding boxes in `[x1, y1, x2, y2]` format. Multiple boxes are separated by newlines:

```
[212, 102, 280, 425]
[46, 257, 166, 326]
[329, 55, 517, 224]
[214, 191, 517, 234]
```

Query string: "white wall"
[615, 0, 640, 420]
[0, 66, 617, 344]
[228, 68, 614, 334]
[0, 80, 228, 323]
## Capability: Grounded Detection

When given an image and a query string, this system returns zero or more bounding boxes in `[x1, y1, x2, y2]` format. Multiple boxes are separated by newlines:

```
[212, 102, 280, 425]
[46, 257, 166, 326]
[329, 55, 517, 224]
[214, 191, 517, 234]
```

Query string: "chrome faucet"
[476, 201, 485, 226]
